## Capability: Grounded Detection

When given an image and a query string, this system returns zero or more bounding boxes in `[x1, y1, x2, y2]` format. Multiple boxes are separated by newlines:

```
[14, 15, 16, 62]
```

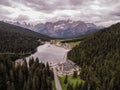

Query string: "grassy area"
[59, 75, 84, 90]
[52, 38, 81, 47]
[68, 41, 81, 47]
[52, 80, 56, 90]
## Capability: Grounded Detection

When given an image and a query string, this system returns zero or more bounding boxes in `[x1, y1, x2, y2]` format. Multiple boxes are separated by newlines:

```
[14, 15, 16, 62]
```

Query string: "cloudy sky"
[0, 0, 120, 26]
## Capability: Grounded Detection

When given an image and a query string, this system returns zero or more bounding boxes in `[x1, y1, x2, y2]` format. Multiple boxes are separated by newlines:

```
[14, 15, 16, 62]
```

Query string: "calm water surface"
[26, 42, 69, 65]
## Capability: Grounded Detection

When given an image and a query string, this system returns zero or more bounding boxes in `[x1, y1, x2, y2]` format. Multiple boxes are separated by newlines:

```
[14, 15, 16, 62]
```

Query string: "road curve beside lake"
[53, 67, 62, 90]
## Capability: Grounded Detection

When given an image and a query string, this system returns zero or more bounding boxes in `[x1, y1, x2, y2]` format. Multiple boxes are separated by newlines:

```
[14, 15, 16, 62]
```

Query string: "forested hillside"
[0, 58, 54, 90]
[0, 21, 54, 90]
[0, 21, 50, 53]
[68, 23, 120, 90]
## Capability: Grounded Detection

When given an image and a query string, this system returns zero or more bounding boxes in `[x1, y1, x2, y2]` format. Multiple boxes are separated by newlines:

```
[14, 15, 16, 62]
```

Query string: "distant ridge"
[0, 21, 51, 53]
[10, 20, 104, 38]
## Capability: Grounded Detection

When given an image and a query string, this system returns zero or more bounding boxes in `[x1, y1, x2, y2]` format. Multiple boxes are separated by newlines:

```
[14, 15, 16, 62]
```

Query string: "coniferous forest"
[0, 21, 51, 60]
[68, 23, 120, 90]
[0, 21, 50, 53]
[1, 20, 120, 90]
[0, 58, 54, 90]
[0, 22, 54, 90]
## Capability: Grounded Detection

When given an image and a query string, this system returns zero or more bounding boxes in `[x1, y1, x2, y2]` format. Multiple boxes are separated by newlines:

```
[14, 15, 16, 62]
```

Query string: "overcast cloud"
[0, 0, 120, 26]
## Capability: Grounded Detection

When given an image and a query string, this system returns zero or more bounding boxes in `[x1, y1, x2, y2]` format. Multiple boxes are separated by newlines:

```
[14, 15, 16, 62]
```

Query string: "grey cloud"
[17, 0, 90, 13]
[17, 0, 55, 13]
[0, 7, 11, 15]
[16, 0, 120, 26]
[0, 0, 120, 26]
[69, 0, 84, 5]
[0, 6, 12, 21]
[0, 0, 11, 6]
[0, 10, 10, 15]
[110, 11, 120, 17]
[0, 14, 11, 21]
[14, 15, 30, 22]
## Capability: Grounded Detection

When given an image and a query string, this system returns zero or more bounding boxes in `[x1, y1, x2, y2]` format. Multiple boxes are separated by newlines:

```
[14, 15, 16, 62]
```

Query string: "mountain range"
[10, 20, 104, 38]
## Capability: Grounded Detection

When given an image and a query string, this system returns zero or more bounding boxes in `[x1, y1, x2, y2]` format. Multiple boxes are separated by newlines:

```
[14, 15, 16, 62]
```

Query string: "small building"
[56, 60, 80, 76]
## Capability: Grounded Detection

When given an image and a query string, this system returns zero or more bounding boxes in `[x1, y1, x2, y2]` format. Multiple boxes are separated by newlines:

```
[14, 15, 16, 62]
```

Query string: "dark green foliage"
[0, 54, 27, 62]
[75, 82, 79, 90]
[64, 75, 68, 84]
[60, 32, 95, 43]
[68, 23, 120, 90]
[0, 21, 52, 89]
[0, 21, 50, 53]
[73, 71, 77, 79]
[61, 38, 84, 43]
[0, 58, 54, 90]
[67, 83, 73, 90]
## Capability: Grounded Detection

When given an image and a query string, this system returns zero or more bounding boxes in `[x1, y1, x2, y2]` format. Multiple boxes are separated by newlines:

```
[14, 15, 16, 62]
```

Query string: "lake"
[26, 42, 69, 65]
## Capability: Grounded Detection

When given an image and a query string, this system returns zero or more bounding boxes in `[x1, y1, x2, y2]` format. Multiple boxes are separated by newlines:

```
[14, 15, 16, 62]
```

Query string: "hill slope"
[0, 21, 50, 53]
[68, 23, 120, 90]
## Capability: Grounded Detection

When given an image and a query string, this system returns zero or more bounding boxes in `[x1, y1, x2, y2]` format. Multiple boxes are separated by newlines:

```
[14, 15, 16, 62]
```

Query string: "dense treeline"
[0, 54, 27, 62]
[0, 21, 50, 53]
[0, 58, 54, 90]
[60, 33, 92, 43]
[61, 38, 84, 43]
[0, 21, 54, 90]
[68, 23, 120, 90]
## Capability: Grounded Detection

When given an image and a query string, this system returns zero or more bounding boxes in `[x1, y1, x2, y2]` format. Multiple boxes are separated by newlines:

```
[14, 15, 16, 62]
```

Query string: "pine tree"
[18, 69, 24, 90]
[29, 57, 34, 67]
[0, 63, 7, 90]
[22, 60, 28, 81]
[75, 81, 79, 90]
[0, 58, 54, 90]
[64, 75, 68, 84]
[32, 75, 39, 90]
[9, 70, 14, 82]
[73, 71, 77, 78]
[78, 82, 83, 90]
[67, 83, 73, 90]
[46, 62, 50, 76]
[26, 78, 32, 90]
[11, 83, 15, 90]
[23, 81, 27, 90]
[7, 81, 11, 90]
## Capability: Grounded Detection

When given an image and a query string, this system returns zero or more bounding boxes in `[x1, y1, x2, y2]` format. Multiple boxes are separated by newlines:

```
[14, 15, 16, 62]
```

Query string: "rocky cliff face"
[33, 20, 103, 38]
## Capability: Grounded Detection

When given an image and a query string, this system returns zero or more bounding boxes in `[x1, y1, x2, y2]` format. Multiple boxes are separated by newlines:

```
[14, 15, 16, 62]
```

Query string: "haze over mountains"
[9, 20, 103, 38]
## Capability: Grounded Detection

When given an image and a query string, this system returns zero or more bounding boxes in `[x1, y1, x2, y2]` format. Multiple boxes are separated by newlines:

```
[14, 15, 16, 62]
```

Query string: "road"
[16, 42, 69, 90]
[53, 67, 62, 90]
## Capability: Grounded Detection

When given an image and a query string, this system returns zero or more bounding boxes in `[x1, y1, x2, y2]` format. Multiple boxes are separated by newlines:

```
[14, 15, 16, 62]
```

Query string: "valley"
[0, 0, 120, 90]
[0, 22, 120, 90]
[15, 42, 81, 90]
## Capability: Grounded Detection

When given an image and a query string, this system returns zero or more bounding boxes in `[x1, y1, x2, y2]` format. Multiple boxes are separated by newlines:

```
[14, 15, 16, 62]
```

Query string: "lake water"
[26, 42, 69, 65]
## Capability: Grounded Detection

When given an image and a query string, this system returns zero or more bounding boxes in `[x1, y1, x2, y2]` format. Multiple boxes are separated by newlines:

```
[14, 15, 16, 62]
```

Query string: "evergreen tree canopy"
[0, 21, 51, 53]
[0, 58, 54, 90]
[68, 23, 120, 90]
